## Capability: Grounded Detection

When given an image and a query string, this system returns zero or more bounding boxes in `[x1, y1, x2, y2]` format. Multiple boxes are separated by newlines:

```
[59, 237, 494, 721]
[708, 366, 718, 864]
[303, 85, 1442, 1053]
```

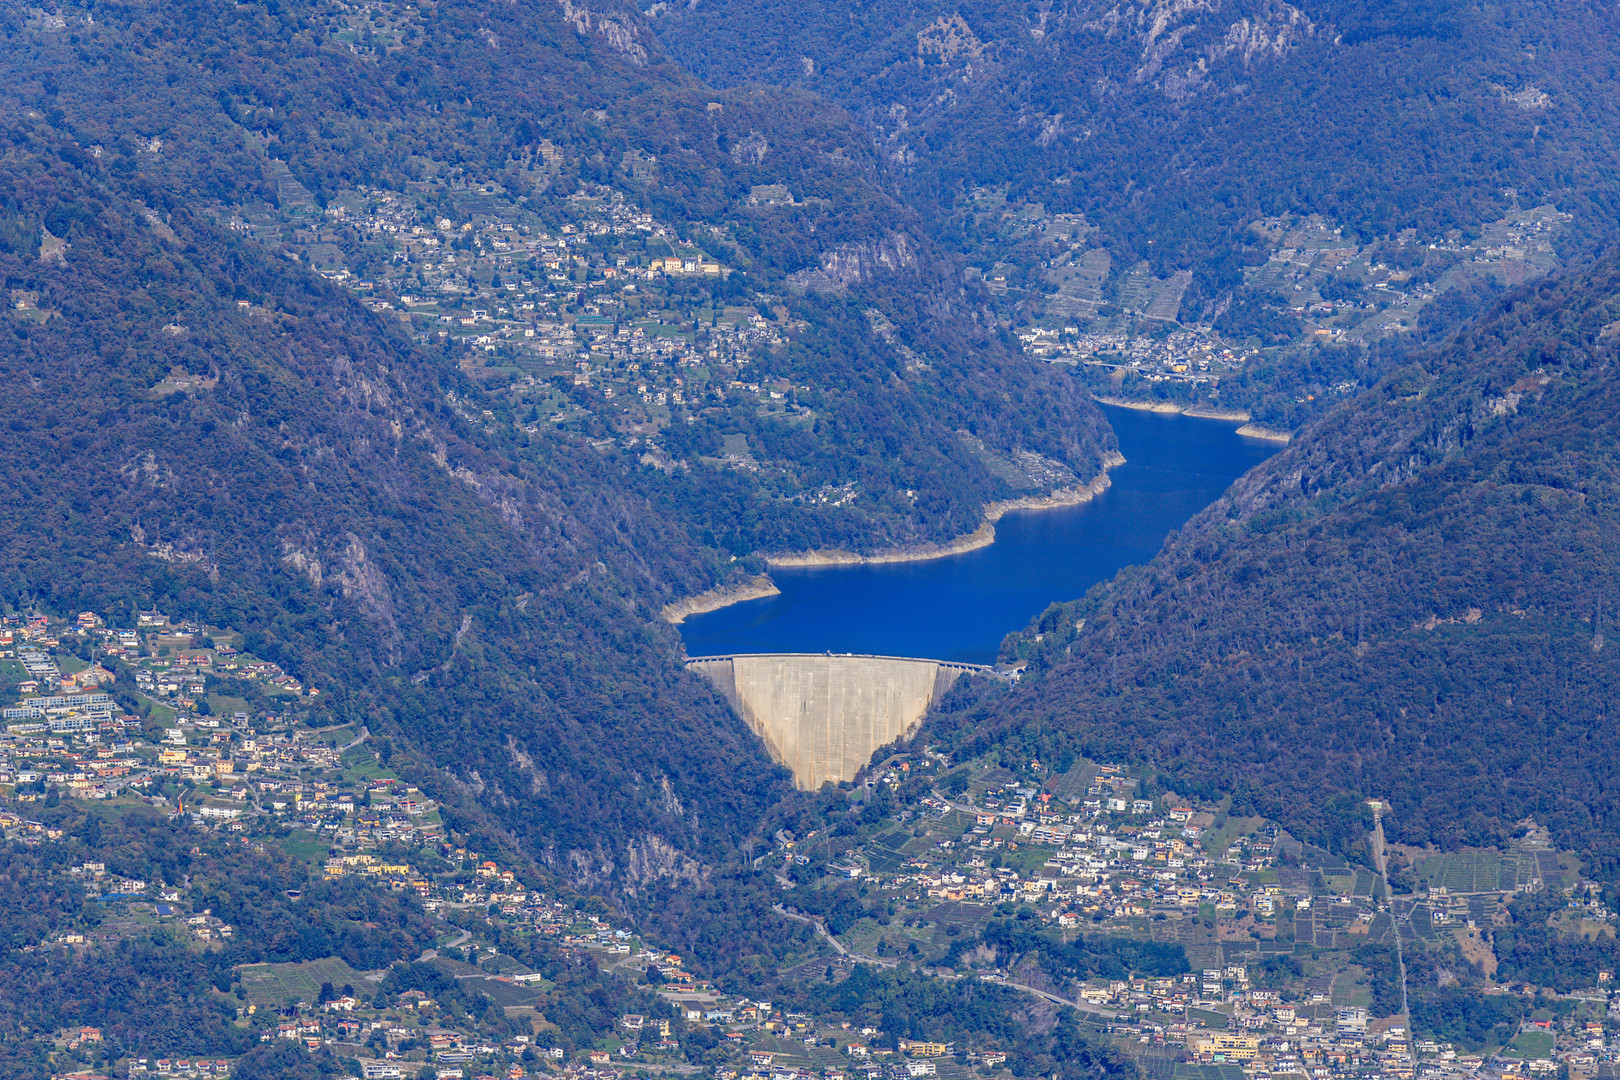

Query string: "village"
[247, 173, 1573, 426]
[1018, 325, 1258, 392]
[6, 612, 1620, 1080]
[218, 175, 813, 464]
[974, 189, 1571, 401]
[760, 750, 1620, 1080]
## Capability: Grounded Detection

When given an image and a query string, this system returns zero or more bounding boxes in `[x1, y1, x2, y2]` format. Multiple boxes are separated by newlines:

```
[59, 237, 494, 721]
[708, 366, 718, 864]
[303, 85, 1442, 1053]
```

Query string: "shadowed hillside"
[951, 257, 1620, 873]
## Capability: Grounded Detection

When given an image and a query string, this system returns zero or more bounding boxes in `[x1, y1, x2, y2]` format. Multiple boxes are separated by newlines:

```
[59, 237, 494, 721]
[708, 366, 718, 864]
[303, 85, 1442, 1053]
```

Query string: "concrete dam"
[686, 654, 997, 790]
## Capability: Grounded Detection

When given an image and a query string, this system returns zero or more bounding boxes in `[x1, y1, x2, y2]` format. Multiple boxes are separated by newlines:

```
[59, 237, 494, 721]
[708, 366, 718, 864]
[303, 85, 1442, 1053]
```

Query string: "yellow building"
[900, 1042, 950, 1058]
[1187, 1033, 1260, 1062]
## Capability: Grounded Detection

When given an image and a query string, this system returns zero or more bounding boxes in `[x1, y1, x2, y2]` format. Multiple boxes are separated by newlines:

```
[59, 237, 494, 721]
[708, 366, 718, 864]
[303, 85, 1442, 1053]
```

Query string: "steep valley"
[5, 0, 1620, 1075]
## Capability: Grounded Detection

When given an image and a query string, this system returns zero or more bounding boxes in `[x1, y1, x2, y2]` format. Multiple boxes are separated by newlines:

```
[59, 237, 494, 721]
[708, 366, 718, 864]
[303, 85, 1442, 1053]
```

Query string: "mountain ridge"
[963, 254, 1620, 873]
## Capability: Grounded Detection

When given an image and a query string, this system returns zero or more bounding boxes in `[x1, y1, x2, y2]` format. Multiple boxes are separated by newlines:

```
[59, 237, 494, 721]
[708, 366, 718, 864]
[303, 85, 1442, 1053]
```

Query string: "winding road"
[418, 926, 472, 962]
[772, 905, 1125, 1021]
[772, 905, 856, 960]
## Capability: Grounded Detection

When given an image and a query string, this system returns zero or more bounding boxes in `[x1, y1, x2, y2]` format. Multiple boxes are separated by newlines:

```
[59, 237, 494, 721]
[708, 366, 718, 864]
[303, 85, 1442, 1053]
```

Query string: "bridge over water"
[685, 653, 999, 790]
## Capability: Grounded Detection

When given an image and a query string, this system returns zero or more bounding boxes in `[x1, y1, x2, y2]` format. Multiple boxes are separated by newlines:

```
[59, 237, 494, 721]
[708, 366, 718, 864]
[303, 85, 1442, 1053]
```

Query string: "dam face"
[686, 654, 990, 790]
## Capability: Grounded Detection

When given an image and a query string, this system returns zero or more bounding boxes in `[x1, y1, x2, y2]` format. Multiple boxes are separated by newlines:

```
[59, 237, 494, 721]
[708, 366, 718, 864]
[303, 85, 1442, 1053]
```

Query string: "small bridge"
[685, 653, 999, 790]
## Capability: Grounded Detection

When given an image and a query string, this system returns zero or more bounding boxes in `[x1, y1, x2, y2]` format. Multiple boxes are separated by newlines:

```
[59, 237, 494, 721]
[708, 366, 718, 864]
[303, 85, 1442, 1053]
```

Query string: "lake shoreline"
[662, 575, 780, 624]
[1095, 397, 1293, 443]
[663, 459, 1130, 624]
[676, 407, 1282, 659]
[766, 451, 1126, 570]
[1235, 423, 1292, 443]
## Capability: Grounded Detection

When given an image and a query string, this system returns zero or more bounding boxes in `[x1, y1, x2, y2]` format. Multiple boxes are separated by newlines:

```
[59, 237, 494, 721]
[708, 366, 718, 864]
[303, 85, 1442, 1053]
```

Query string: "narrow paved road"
[1369, 801, 1411, 1023]
[991, 976, 1124, 1021]
[773, 905, 1126, 1022]
[419, 926, 471, 962]
[773, 905, 850, 956]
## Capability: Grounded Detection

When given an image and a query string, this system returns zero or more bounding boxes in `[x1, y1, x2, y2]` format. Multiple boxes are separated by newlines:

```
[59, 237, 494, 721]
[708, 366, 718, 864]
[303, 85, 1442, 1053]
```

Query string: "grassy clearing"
[1507, 1030, 1554, 1059]
[1202, 816, 1265, 859]
[1006, 844, 1057, 875]
[1329, 965, 1373, 1008]
[283, 829, 329, 865]
[206, 693, 253, 717]
[842, 916, 940, 961]
[864, 831, 910, 873]
[237, 956, 367, 1006]
[130, 691, 176, 723]
[340, 748, 392, 780]
[926, 901, 991, 944]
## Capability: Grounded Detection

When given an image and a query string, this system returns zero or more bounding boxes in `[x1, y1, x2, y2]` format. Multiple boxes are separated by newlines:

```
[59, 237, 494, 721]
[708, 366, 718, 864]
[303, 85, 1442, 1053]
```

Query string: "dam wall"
[686, 654, 993, 790]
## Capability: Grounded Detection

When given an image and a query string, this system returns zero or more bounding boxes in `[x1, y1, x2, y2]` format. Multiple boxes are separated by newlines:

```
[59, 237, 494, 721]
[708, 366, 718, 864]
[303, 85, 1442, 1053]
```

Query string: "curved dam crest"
[686, 654, 997, 790]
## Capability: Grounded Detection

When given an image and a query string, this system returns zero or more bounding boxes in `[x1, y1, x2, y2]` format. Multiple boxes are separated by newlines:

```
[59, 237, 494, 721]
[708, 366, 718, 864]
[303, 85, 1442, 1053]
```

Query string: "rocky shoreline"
[1095, 396, 1254, 422]
[765, 453, 1125, 570]
[1096, 396, 1292, 443]
[1235, 423, 1292, 443]
[661, 575, 780, 624]
[763, 521, 1000, 569]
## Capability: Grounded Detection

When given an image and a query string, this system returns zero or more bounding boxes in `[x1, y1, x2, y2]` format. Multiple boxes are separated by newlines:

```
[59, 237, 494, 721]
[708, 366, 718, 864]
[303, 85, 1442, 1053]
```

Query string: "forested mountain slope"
[652, 0, 1620, 287]
[651, 0, 1620, 429]
[950, 259, 1620, 874]
[1, 0, 1114, 562]
[0, 0, 1121, 888]
[0, 121, 788, 874]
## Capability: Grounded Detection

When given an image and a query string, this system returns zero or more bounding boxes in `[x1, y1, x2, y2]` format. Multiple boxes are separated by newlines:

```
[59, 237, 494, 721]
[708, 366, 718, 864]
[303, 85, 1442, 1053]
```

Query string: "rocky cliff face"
[790, 232, 919, 293]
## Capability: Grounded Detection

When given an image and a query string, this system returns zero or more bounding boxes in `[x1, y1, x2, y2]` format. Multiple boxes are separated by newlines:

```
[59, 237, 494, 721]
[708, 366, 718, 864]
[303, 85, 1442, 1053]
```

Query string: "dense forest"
[7, 0, 1620, 1069]
[941, 259, 1620, 876]
[650, 0, 1620, 441]
[651, 0, 1620, 299]
[0, 0, 1125, 897]
[6, 0, 1620, 903]
[0, 0, 1116, 555]
[0, 122, 796, 874]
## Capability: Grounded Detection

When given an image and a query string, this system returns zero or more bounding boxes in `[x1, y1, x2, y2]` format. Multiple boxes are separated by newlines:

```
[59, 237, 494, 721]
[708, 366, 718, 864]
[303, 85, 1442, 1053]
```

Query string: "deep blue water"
[680, 406, 1280, 664]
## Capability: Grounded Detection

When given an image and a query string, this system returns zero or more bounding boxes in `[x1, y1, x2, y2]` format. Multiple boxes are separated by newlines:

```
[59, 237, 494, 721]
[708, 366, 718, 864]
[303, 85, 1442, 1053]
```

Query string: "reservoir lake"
[680, 405, 1281, 664]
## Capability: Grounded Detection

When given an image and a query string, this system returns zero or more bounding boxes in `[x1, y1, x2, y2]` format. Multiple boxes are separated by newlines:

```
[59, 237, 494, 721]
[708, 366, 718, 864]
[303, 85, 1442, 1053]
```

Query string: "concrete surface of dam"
[686, 653, 998, 790]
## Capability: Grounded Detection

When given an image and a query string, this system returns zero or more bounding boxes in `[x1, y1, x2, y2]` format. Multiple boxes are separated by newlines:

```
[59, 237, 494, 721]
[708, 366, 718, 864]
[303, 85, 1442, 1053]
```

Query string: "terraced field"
[1416, 851, 1557, 893]
[237, 957, 368, 1006]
